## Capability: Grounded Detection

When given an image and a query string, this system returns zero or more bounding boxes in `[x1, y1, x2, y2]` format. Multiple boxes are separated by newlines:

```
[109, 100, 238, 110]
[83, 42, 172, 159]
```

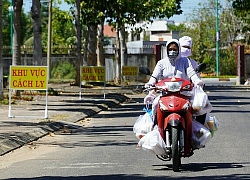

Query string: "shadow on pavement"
[6, 172, 250, 180]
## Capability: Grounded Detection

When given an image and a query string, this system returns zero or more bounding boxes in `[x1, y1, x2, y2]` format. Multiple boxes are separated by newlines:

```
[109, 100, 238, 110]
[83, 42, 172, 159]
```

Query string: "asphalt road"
[0, 86, 250, 179]
[202, 78, 236, 86]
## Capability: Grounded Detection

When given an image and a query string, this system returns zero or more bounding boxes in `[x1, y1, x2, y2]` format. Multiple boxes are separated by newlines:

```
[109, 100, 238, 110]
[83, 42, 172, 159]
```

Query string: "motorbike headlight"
[164, 81, 182, 92]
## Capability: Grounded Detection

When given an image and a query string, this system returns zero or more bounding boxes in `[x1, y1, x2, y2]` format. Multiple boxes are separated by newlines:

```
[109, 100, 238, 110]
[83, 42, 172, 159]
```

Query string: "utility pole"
[47, 0, 52, 79]
[216, 0, 220, 76]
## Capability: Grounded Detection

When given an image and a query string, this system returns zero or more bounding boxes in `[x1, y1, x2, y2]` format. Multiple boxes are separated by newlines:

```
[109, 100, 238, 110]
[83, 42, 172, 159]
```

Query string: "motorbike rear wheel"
[171, 127, 181, 172]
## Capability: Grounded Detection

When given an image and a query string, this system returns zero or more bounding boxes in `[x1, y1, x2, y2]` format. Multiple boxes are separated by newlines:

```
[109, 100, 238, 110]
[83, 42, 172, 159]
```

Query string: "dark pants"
[195, 114, 207, 125]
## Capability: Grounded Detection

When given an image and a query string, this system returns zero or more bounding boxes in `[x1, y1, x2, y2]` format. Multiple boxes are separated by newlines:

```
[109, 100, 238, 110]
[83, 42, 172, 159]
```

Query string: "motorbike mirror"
[195, 63, 206, 73]
[139, 66, 151, 75]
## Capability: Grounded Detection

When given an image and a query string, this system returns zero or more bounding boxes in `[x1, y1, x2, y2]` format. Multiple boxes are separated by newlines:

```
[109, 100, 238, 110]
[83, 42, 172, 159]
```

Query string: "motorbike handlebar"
[142, 85, 156, 92]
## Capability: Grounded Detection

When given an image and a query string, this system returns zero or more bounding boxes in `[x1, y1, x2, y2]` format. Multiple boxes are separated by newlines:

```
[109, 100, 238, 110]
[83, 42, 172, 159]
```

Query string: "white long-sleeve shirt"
[147, 57, 200, 85]
[147, 39, 201, 85]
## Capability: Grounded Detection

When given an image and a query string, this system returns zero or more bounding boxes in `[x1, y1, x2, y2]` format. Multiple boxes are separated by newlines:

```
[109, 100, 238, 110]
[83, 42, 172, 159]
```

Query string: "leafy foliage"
[2, 0, 29, 53]
[232, 0, 250, 11]
[22, 2, 75, 54]
[170, 0, 239, 75]
[65, 0, 184, 31]
[51, 61, 75, 79]
[231, 0, 250, 43]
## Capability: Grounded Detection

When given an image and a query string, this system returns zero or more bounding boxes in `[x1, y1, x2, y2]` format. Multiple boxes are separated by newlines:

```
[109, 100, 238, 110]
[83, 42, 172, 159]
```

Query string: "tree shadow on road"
[6, 171, 250, 180]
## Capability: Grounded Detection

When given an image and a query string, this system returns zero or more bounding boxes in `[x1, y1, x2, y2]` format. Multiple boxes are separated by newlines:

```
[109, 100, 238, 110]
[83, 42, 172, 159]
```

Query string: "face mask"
[168, 50, 178, 60]
[181, 47, 192, 57]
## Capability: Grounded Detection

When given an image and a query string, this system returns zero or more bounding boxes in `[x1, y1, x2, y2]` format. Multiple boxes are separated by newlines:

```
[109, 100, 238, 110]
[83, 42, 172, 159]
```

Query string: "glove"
[144, 92, 156, 104]
[144, 83, 153, 89]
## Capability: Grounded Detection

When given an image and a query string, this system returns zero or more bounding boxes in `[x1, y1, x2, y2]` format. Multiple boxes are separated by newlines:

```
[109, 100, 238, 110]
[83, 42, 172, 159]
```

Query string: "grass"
[48, 79, 75, 84]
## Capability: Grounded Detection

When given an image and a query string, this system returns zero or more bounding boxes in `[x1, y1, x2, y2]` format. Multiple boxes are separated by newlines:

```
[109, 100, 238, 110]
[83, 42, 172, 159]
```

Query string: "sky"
[23, 0, 71, 13]
[169, 0, 202, 22]
[22, 0, 203, 23]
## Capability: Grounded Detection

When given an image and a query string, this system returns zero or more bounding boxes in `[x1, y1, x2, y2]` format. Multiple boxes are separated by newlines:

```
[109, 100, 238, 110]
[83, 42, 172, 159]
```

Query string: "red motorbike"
[139, 64, 206, 172]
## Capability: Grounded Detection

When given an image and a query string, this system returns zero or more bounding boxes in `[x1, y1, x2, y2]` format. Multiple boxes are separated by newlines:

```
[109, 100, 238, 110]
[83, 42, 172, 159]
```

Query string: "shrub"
[51, 61, 75, 79]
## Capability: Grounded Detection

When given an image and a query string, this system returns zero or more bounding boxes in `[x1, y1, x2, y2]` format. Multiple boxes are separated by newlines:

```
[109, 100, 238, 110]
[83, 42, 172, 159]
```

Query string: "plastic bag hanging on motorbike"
[204, 113, 220, 136]
[191, 120, 212, 149]
[191, 86, 212, 116]
[194, 99, 213, 116]
[205, 114, 220, 130]
[133, 108, 153, 139]
[137, 126, 167, 156]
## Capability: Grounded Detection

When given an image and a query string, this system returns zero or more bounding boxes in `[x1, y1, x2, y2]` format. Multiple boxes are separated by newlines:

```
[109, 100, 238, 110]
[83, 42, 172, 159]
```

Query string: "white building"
[104, 20, 180, 54]
[125, 20, 180, 54]
[127, 20, 179, 42]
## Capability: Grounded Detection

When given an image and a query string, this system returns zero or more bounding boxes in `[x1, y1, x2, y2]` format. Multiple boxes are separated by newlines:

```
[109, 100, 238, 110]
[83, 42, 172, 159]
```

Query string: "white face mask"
[181, 47, 192, 57]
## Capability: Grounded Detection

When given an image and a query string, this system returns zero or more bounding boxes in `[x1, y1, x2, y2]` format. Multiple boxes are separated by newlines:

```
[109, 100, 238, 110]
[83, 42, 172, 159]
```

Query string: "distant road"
[202, 78, 236, 86]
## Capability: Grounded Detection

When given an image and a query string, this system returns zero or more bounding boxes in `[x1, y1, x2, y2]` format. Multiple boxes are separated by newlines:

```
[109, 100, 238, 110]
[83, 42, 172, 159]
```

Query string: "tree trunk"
[74, 0, 82, 85]
[120, 25, 127, 66]
[120, 25, 127, 84]
[32, 0, 42, 66]
[0, 0, 3, 100]
[114, 23, 121, 84]
[12, 0, 23, 97]
[87, 25, 97, 66]
[97, 20, 104, 66]
[83, 27, 89, 65]
[12, 0, 23, 66]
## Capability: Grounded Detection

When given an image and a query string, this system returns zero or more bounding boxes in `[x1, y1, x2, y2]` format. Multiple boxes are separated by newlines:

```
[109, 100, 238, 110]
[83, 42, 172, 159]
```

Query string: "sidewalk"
[0, 83, 140, 156]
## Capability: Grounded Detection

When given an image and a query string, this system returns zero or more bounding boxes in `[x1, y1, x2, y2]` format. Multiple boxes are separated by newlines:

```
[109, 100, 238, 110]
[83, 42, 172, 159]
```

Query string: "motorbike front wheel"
[171, 127, 181, 172]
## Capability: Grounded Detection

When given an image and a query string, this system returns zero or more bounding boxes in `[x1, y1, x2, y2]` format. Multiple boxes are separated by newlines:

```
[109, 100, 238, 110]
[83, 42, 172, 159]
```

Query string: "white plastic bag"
[138, 127, 167, 155]
[194, 99, 213, 116]
[133, 111, 153, 139]
[205, 114, 220, 131]
[191, 86, 212, 116]
[191, 86, 208, 110]
[191, 120, 211, 149]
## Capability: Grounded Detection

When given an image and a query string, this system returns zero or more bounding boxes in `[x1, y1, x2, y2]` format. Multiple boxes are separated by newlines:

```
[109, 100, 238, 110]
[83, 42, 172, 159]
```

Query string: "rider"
[179, 36, 198, 72]
[144, 39, 204, 125]
[179, 36, 209, 124]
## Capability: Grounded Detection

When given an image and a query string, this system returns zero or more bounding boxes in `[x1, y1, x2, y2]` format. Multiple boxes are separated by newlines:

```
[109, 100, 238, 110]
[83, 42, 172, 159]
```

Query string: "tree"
[180, 0, 239, 75]
[12, 0, 23, 66]
[97, 21, 104, 66]
[64, 0, 184, 84]
[23, 3, 75, 54]
[0, 0, 3, 100]
[32, 0, 42, 65]
[105, 0, 183, 82]
[231, 0, 250, 44]
[167, 23, 187, 37]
